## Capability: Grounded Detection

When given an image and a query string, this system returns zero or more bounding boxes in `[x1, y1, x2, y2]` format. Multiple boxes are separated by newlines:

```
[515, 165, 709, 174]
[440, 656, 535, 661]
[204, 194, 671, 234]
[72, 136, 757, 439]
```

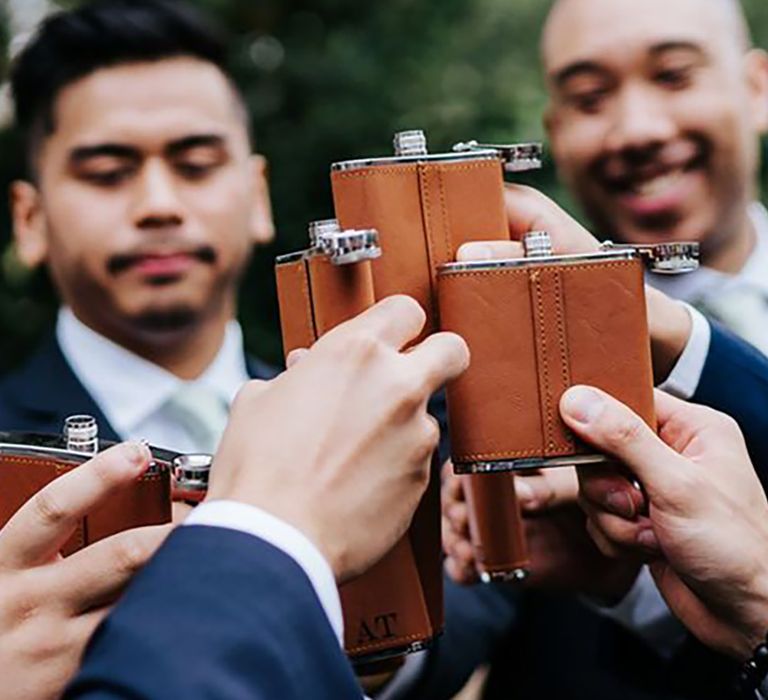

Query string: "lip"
[130, 253, 199, 278]
[613, 169, 700, 219]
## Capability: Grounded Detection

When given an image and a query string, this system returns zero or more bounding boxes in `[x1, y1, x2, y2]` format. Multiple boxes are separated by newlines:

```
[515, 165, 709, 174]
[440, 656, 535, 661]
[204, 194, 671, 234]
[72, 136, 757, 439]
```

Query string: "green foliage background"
[0, 0, 766, 369]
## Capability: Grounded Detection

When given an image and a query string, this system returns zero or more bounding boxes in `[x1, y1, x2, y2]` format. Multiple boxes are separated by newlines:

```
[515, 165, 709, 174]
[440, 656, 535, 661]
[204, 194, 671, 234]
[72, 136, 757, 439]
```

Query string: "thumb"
[560, 386, 684, 502]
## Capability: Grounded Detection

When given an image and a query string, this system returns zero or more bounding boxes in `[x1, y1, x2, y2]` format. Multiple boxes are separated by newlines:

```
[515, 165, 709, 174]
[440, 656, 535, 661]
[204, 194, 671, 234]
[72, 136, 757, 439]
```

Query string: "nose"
[605, 82, 677, 157]
[132, 158, 184, 230]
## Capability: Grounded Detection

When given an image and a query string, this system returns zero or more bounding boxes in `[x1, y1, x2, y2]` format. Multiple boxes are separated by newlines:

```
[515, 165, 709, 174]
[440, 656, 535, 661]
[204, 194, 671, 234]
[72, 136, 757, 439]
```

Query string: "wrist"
[645, 287, 692, 383]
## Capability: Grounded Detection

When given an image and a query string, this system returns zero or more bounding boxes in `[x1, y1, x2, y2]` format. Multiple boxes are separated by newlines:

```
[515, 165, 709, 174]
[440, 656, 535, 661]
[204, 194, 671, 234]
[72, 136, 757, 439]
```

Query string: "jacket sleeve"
[65, 526, 362, 700]
[693, 321, 768, 484]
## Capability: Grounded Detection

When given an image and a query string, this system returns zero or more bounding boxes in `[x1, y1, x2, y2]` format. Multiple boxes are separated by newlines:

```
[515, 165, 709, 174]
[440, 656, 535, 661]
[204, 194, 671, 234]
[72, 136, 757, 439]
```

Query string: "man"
[543, 0, 768, 353]
[1, 0, 275, 452]
[0, 297, 469, 699]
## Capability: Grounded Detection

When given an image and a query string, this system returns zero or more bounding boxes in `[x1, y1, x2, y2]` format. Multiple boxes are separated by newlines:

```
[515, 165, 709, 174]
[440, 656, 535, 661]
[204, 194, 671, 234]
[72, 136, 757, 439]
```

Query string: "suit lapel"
[0, 335, 120, 440]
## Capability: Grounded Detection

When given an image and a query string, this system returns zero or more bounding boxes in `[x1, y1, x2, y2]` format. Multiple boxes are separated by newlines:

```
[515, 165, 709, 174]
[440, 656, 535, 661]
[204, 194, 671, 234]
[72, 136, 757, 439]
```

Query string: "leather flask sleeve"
[331, 159, 509, 333]
[275, 256, 318, 354]
[0, 454, 171, 556]
[465, 473, 529, 578]
[275, 253, 438, 661]
[437, 258, 656, 467]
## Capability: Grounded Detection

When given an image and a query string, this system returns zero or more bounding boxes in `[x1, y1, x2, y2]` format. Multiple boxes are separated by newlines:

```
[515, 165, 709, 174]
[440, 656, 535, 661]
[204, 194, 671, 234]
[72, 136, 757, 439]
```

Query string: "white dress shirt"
[56, 309, 344, 647]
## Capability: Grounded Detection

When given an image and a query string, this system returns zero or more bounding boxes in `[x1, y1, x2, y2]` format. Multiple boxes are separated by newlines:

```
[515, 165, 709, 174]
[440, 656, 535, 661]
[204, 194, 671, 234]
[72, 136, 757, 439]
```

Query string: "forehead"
[47, 57, 247, 151]
[543, 0, 740, 75]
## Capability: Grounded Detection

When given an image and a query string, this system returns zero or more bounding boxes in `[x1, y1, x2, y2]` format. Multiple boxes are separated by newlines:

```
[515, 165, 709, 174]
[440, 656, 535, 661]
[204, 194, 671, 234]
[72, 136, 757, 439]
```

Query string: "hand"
[563, 385, 768, 659]
[0, 443, 172, 700]
[459, 184, 692, 383]
[441, 463, 640, 600]
[207, 295, 469, 582]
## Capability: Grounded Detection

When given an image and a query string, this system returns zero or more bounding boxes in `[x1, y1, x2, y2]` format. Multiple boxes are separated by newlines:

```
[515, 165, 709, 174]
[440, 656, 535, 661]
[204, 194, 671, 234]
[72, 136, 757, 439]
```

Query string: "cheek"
[550, 118, 609, 179]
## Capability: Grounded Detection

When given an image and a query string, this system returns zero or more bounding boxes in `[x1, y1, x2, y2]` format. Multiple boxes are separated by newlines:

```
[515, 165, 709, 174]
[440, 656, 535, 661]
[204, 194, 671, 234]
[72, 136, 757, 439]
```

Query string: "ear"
[247, 154, 275, 245]
[744, 48, 768, 134]
[10, 180, 49, 268]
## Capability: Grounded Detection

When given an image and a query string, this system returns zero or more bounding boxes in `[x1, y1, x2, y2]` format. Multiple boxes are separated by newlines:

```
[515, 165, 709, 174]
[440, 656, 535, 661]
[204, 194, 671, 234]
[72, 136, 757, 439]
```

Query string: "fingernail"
[457, 243, 493, 261]
[561, 386, 605, 425]
[515, 479, 535, 505]
[606, 490, 636, 519]
[126, 442, 151, 470]
[637, 528, 659, 551]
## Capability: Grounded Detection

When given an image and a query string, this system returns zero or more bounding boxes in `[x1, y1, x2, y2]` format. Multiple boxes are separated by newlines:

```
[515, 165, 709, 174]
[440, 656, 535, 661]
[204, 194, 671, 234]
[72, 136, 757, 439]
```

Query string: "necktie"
[165, 383, 230, 454]
[696, 287, 768, 357]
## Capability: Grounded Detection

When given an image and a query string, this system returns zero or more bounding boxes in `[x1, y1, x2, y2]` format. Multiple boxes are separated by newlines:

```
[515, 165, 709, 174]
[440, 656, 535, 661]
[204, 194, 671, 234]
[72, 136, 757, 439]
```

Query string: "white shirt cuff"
[657, 304, 711, 400]
[588, 566, 687, 658]
[183, 500, 344, 647]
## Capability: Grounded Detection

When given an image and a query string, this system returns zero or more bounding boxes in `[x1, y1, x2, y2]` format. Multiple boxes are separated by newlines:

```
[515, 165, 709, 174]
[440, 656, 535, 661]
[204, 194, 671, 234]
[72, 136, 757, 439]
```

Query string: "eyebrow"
[552, 61, 608, 89]
[648, 40, 708, 59]
[165, 134, 227, 157]
[68, 144, 141, 165]
[67, 133, 229, 166]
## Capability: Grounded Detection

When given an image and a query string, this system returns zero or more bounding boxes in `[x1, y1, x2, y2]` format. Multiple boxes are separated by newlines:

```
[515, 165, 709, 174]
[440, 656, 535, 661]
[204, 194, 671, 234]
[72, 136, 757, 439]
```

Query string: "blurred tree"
[0, 0, 766, 369]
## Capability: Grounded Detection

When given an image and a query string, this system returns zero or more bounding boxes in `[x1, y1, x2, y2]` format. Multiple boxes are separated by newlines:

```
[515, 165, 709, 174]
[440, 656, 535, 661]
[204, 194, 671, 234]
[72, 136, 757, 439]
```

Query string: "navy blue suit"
[65, 526, 361, 699]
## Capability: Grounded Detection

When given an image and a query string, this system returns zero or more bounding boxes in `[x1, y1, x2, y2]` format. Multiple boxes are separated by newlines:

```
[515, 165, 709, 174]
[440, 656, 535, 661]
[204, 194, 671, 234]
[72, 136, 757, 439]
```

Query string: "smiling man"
[0, 0, 275, 451]
[543, 0, 768, 352]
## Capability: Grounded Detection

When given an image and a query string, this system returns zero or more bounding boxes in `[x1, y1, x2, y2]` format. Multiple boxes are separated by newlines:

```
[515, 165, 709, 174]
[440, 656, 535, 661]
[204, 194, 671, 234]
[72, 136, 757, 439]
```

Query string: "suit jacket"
[0, 333, 276, 439]
[411, 321, 768, 700]
[64, 525, 361, 699]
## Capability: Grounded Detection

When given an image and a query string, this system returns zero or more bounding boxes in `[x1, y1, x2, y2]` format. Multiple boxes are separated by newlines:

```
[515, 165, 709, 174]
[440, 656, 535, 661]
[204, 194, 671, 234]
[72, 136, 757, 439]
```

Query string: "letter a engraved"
[356, 612, 398, 644]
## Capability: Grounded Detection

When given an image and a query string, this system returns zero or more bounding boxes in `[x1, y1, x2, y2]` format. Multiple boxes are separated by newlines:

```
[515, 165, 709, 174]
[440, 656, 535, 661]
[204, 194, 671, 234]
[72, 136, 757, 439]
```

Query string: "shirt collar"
[56, 308, 249, 438]
[648, 202, 768, 303]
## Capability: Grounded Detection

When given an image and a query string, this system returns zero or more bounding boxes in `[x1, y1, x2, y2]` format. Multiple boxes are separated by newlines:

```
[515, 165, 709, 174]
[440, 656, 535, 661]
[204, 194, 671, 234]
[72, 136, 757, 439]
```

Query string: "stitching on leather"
[299, 260, 319, 342]
[1, 455, 164, 482]
[553, 270, 575, 451]
[438, 260, 638, 282]
[417, 164, 439, 323]
[332, 161, 497, 179]
[437, 167, 451, 265]
[348, 631, 430, 654]
[532, 271, 555, 454]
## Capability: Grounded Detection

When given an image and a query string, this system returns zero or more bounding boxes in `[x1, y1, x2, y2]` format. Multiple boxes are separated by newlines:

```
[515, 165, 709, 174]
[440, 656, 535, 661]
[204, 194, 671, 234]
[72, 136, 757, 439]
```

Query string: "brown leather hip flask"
[276, 222, 443, 665]
[0, 416, 190, 554]
[437, 233, 699, 475]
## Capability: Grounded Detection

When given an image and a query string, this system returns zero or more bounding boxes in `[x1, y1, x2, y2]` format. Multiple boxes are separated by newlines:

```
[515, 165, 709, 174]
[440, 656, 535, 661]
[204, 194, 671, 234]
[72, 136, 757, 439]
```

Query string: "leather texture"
[0, 453, 171, 555]
[274, 250, 442, 663]
[437, 257, 656, 467]
[331, 157, 509, 335]
[330, 151, 530, 599]
[465, 473, 529, 578]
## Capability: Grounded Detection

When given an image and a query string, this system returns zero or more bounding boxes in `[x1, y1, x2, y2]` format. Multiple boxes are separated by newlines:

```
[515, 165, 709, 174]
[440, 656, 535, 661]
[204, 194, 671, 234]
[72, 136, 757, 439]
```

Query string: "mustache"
[107, 245, 217, 275]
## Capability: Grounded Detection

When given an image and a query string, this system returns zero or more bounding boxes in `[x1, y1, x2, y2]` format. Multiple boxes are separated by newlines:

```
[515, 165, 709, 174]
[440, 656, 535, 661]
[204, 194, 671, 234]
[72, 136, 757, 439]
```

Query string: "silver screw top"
[523, 230, 554, 258]
[393, 130, 428, 157]
[318, 228, 382, 266]
[308, 219, 341, 247]
[63, 414, 99, 455]
[173, 454, 212, 492]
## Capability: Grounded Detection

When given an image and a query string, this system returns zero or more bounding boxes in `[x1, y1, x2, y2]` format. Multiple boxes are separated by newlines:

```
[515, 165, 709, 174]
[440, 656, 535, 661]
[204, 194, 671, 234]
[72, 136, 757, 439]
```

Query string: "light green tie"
[696, 287, 768, 357]
[165, 383, 229, 454]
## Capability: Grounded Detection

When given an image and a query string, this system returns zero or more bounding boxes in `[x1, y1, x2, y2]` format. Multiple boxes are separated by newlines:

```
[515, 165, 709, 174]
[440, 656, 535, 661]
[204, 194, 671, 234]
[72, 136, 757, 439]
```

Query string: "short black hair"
[10, 0, 245, 176]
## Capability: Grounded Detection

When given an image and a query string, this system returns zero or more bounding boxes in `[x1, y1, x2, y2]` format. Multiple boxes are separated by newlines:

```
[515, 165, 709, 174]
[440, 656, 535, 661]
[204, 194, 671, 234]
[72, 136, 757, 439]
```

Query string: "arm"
[66, 296, 470, 699]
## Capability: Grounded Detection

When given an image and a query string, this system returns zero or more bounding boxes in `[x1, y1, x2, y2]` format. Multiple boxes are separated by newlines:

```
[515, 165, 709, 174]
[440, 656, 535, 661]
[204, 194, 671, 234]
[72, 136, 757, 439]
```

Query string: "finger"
[585, 517, 626, 559]
[286, 348, 309, 368]
[68, 607, 111, 651]
[441, 463, 466, 503]
[579, 498, 658, 555]
[456, 240, 524, 262]
[577, 466, 647, 519]
[56, 524, 172, 614]
[0, 443, 151, 569]
[444, 554, 480, 585]
[516, 467, 578, 513]
[504, 184, 599, 253]
[560, 386, 685, 502]
[445, 501, 470, 537]
[324, 295, 426, 350]
[406, 331, 470, 394]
